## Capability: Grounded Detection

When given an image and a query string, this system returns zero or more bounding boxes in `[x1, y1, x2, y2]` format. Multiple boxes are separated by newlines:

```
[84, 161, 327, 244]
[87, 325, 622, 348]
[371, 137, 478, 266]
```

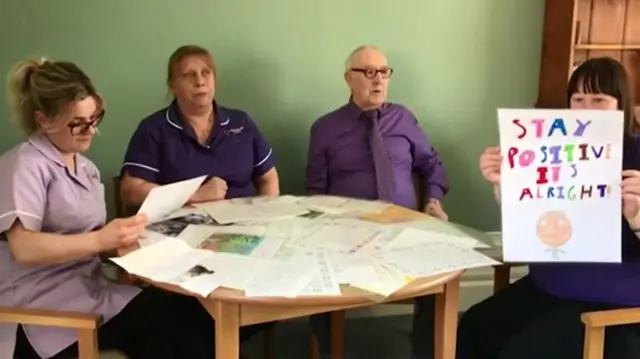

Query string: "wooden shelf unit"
[537, 0, 640, 109]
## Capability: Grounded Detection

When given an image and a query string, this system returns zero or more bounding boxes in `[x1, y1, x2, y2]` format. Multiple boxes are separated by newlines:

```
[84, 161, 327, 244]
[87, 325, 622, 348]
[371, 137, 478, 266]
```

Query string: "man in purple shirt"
[306, 45, 448, 359]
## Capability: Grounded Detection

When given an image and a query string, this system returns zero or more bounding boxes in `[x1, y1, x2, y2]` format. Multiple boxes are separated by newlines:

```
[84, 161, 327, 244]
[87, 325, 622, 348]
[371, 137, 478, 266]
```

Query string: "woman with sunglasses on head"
[463, 57, 640, 359]
[0, 58, 220, 359]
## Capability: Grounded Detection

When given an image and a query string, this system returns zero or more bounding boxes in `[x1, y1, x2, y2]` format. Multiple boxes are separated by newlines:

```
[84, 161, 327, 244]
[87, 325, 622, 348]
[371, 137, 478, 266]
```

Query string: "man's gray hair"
[344, 45, 380, 71]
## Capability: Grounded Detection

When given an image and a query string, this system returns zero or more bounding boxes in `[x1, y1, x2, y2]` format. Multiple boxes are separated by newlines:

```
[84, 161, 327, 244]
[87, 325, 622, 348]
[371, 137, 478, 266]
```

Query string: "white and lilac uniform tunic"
[0, 134, 140, 359]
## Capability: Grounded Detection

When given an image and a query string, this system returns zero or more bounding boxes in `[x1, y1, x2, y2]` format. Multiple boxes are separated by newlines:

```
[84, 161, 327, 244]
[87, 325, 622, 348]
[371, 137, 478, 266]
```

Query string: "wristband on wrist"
[427, 198, 441, 206]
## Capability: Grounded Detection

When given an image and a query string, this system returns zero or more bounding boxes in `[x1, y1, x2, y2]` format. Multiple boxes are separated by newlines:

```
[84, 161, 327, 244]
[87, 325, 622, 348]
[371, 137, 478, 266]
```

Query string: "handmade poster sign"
[497, 109, 624, 263]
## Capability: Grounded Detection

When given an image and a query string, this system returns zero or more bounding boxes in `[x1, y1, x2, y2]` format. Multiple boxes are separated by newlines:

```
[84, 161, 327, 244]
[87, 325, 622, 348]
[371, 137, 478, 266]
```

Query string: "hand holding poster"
[498, 109, 624, 263]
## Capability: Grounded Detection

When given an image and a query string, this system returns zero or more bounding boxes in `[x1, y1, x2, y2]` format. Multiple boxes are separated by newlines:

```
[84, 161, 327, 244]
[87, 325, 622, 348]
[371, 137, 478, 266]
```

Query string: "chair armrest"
[581, 308, 640, 328]
[0, 306, 101, 329]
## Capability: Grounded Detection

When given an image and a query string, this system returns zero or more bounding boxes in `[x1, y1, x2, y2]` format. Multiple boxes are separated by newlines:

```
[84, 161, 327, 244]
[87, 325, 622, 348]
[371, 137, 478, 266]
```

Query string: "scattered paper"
[386, 228, 481, 250]
[376, 241, 500, 278]
[286, 218, 391, 255]
[288, 249, 341, 296]
[349, 262, 409, 297]
[114, 195, 501, 299]
[110, 237, 194, 275]
[195, 201, 309, 224]
[330, 254, 379, 284]
[177, 224, 285, 258]
[394, 219, 492, 249]
[297, 195, 389, 215]
[138, 176, 207, 223]
[243, 259, 317, 297]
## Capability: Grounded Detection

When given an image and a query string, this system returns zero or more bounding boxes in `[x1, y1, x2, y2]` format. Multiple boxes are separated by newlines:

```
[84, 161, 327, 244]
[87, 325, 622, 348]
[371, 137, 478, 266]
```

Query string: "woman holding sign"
[459, 57, 640, 359]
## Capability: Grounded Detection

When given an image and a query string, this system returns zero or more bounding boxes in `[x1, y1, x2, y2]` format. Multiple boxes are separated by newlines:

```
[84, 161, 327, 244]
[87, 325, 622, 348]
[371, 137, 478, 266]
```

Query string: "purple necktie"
[363, 110, 396, 202]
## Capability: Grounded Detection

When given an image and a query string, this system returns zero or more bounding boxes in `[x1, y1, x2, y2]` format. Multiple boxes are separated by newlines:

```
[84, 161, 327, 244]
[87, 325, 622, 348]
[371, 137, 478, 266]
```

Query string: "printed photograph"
[197, 233, 264, 256]
[146, 218, 189, 237]
[167, 265, 215, 283]
[146, 213, 217, 237]
[179, 213, 216, 225]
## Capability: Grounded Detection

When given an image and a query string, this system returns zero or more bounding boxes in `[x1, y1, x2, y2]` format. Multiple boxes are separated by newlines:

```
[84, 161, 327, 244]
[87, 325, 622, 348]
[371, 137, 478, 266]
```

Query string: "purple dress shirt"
[528, 136, 640, 305]
[306, 101, 448, 209]
[0, 134, 140, 358]
[121, 100, 276, 199]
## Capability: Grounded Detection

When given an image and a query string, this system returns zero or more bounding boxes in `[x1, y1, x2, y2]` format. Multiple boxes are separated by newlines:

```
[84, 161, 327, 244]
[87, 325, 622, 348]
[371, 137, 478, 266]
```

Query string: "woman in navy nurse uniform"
[120, 45, 279, 205]
[119, 45, 277, 342]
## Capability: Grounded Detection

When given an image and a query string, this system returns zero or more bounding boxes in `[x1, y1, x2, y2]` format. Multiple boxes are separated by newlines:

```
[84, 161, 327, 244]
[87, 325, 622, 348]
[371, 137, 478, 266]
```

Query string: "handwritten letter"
[498, 109, 623, 263]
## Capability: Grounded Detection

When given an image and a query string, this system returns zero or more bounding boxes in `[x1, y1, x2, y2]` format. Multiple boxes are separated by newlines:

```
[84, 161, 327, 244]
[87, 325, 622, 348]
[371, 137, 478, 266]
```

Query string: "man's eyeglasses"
[349, 67, 394, 79]
[67, 109, 105, 135]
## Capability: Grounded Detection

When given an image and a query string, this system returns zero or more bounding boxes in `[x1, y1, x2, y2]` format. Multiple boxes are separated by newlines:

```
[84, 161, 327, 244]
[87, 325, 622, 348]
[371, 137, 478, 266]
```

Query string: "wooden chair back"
[412, 172, 426, 209]
[111, 176, 138, 218]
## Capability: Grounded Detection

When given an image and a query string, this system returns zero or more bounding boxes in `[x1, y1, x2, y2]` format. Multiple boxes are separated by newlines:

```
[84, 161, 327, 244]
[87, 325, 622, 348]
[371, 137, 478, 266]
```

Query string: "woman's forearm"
[256, 168, 280, 197]
[120, 174, 158, 206]
[7, 223, 103, 266]
[493, 183, 501, 205]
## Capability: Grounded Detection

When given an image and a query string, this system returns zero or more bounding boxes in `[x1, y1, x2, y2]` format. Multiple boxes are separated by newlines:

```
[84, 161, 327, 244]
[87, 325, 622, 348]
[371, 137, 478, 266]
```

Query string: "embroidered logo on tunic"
[225, 126, 244, 135]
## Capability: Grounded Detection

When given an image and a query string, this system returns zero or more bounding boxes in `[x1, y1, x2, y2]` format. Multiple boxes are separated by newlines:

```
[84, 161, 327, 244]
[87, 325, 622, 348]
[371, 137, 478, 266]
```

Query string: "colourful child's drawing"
[498, 108, 624, 263]
[197, 233, 263, 255]
[536, 210, 573, 260]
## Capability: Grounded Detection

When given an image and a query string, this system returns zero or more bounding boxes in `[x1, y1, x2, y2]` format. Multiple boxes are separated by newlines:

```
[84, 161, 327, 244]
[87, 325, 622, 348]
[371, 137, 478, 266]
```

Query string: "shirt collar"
[28, 133, 88, 173]
[345, 96, 390, 120]
[165, 99, 227, 131]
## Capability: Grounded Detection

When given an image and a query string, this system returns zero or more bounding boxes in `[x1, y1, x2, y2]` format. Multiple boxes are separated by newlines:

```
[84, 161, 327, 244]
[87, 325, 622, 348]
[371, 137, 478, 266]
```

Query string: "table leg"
[434, 277, 460, 359]
[330, 310, 345, 359]
[199, 299, 240, 359]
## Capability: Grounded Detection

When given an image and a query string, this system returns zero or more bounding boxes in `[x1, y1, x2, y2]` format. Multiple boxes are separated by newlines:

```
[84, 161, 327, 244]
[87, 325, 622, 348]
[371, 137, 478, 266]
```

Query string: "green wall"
[0, 0, 544, 231]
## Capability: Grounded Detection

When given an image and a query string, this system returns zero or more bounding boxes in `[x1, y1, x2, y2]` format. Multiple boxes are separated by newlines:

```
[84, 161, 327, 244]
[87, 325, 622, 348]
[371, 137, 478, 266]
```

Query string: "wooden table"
[136, 204, 463, 359]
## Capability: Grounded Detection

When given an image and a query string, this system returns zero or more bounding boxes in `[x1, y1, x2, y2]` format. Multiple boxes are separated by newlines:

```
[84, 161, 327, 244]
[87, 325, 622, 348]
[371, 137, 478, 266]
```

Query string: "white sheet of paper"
[137, 175, 207, 223]
[297, 195, 389, 215]
[196, 201, 309, 224]
[288, 249, 341, 296]
[385, 228, 482, 250]
[243, 259, 317, 297]
[110, 237, 194, 275]
[376, 241, 500, 279]
[138, 230, 173, 247]
[194, 253, 262, 290]
[498, 109, 623, 263]
[177, 273, 221, 297]
[349, 262, 409, 297]
[330, 254, 379, 284]
[286, 218, 389, 255]
[160, 252, 261, 295]
[393, 219, 491, 249]
[150, 249, 215, 283]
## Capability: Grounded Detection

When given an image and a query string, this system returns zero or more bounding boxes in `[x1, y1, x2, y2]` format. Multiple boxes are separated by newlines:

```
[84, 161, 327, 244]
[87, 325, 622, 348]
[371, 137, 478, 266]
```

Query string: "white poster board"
[497, 109, 624, 263]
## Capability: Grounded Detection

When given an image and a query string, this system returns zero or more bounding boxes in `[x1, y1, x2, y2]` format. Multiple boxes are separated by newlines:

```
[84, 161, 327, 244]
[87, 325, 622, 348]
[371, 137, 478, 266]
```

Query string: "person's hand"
[424, 199, 448, 221]
[479, 147, 502, 184]
[190, 176, 227, 203]
[622, 170, 640, 223]
[96, 214, 148, 251]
